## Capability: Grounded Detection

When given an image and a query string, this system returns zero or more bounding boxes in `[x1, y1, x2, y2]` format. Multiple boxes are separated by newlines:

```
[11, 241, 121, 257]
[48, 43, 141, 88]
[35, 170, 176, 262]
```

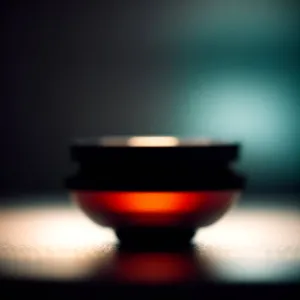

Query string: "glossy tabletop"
[0, 194, 299, 296]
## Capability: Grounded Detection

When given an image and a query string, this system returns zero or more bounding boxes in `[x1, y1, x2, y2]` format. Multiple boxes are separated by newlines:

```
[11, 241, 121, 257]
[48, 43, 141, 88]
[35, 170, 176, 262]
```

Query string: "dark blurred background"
[1, 0, 300, 195]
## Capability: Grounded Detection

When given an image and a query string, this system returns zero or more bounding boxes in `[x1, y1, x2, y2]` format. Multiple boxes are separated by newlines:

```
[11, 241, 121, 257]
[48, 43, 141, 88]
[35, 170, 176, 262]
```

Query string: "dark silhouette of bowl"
[66, 136, 245, 246]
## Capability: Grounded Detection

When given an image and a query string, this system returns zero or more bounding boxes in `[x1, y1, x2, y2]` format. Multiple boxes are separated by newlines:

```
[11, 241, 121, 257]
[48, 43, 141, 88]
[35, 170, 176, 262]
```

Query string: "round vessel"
[65, 136, 245, 246]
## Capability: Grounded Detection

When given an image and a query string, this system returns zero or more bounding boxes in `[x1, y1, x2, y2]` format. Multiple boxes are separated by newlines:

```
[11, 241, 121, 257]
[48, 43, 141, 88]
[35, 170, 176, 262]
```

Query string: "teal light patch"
[182, 71, 299, 191]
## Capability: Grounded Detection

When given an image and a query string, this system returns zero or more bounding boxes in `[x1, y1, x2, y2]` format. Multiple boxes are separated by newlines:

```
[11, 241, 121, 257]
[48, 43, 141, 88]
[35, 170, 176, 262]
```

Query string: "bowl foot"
[116, 227, 195, 251]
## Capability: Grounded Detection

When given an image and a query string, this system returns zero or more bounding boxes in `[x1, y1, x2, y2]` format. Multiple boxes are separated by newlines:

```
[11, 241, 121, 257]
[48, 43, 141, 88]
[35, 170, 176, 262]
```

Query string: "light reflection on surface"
[194, 208, 300, 256]
[0, 200, 299, 282]
[0, 205, 116, 280]
[113, 252, 199, 284]
[193, 206, 300, 282]
[127, 136, 180, 147]
[97, 136, 219, 147]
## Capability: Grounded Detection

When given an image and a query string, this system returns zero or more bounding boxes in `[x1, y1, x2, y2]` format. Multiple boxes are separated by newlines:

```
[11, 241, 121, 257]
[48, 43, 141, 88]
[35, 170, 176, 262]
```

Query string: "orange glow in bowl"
[72, 190, 239, 228]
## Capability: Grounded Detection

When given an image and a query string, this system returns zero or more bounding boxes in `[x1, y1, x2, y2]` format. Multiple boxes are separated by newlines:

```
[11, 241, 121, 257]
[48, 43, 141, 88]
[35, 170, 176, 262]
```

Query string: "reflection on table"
[0, 195, 299, 283]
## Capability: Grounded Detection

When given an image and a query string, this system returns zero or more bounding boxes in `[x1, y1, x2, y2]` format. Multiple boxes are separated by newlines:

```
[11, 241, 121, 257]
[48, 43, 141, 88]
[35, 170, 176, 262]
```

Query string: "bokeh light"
[181, 70, 299, 191]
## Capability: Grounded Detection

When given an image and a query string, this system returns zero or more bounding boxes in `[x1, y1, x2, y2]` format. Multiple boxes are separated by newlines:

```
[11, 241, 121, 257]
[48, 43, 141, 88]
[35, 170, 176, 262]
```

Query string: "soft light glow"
[184, 71, 299, 190]
[73, 191, 237, 226]
[127, 136, 179, 147]
[75, 191, 235, 214]
[187, 74, 293, 150]
[99, 192, 201, 213]
[194, 207, 300, 253]
[193, 204, 300, 282]
[0, 197, 299, 282]
[0, 205, 116, 279]
[0, 206, 115, 249]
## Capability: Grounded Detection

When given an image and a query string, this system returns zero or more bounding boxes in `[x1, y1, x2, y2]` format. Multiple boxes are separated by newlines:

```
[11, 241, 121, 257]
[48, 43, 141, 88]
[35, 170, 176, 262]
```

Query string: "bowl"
[65, 136, 245, 246]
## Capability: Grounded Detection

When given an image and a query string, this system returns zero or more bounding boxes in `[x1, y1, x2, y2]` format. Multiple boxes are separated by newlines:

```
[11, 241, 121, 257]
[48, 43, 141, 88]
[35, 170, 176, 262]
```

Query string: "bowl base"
[116, 227, 195, 251]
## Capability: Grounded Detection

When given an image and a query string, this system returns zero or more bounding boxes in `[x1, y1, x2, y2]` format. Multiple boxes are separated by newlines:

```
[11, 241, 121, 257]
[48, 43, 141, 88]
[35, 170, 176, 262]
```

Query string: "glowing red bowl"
[65, 136, 245, 246]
